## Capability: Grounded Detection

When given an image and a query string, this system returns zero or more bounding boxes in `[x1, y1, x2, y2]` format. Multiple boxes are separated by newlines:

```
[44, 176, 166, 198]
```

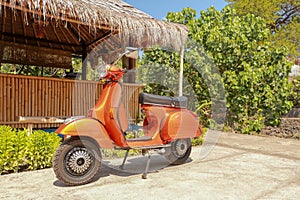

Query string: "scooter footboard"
[160, 110, 201, 142]
[56, 117, 114, 149]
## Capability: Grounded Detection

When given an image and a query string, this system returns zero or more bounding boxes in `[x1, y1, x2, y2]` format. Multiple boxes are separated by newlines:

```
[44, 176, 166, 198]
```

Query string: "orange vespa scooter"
[53, 50, 202, 186]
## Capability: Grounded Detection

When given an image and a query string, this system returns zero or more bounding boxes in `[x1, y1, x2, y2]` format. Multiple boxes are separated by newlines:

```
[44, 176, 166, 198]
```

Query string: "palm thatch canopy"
[0, 0, 187, 69]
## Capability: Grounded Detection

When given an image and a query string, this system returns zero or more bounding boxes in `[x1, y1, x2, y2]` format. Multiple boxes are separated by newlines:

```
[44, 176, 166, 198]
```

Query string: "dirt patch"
[261, 118, 300, 139]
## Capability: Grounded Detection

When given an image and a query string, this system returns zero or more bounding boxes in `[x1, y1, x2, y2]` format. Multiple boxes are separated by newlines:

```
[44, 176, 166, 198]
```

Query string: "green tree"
[0, 58, 96, 80]
[226, 0, 300, 57]
[141, 7, 293, 133]
[137, 46, 218, 127]
[138, 8, 226, 127]
[0, 63, 65, 77]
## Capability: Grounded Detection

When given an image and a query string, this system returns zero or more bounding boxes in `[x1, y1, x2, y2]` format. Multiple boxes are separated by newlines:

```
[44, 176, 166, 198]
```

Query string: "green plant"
[222, 125, 233, 133]
[226, 0, 300, 58]
[191, 127, 207, 146]
[26, 131, 61, 170]
[144, 7, 293, 134]
[0, 126, 28, 173]
[0, 126, 61, 174]
[291, 77, 300, 108]
[191, 137, 203, 146]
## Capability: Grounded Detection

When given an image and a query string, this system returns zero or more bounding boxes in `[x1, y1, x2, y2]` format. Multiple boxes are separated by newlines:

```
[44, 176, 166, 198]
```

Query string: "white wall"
[290, 65, 300, 77]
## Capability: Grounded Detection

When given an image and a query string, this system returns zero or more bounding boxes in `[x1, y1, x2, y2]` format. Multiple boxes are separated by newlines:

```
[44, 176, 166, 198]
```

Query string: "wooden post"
[122, 56, 136, 83]
[179, 46, 184, 96]
[82, 44, 87, 80]
[129, 57, 136, 83]
[27, 124, 33, 135]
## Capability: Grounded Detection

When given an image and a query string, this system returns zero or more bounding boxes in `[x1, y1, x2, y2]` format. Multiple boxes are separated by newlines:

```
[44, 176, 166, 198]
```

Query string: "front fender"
[56, 117, 113, 149]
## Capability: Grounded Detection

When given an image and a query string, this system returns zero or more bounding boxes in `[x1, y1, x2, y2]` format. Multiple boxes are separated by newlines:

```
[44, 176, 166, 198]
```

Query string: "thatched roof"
[0, 0, 187, 68]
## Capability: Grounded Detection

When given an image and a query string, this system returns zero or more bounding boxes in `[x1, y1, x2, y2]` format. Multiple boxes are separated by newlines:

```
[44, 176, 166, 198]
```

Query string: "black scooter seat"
[139, 93, 187, 108]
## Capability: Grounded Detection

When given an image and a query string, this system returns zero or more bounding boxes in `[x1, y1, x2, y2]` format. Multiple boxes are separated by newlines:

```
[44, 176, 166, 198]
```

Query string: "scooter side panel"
[161, 110, 201, 141]
[56, 118, 114, 149]
[142, 105, 167, 137]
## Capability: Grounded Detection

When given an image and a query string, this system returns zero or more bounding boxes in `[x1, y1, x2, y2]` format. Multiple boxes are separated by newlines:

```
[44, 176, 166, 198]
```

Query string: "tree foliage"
[292, 77, 300, 108]
[0, 58, 100, 80]
[140, 7, 293, 133]
[0, 64, 65, 77]
[137, 45, 220, 127]
[226, 0, 300, 57]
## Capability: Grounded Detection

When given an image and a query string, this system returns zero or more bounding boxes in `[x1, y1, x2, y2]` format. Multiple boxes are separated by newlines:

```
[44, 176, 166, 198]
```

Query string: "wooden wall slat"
[0, 74, 143, 129]
[29, 77, 32, 118]
[20, 77, 25, 119]
[4, 78, 10, 120]
[11, 76, 15, 121]
[0, 77, 3, 121]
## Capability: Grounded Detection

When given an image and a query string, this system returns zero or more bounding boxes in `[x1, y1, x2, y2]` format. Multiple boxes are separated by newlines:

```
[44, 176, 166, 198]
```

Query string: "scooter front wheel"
[164, 138, 192, 165]
[53, 137, 102, 186]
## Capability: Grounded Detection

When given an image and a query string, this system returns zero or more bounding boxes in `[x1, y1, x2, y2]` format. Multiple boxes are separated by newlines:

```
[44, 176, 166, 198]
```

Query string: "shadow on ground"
[53, 154, 192, 187]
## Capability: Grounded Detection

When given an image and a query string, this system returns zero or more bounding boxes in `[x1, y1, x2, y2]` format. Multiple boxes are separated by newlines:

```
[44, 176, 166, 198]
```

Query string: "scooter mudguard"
[161, 110, 201, 142]
[56, 117, 114, 149]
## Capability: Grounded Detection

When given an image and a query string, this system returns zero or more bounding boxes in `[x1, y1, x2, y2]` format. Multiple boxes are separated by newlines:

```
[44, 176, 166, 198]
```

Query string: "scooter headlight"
[98, 64, 110, 78]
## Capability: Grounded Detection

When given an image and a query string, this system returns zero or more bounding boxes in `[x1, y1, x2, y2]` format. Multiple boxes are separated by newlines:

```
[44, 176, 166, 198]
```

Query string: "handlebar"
[112, 47, 139, 65]
[121, 68, 128, 73]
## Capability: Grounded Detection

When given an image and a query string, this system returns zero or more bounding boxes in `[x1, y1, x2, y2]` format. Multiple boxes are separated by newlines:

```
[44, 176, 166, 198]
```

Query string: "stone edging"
[261, 118, 300, 139]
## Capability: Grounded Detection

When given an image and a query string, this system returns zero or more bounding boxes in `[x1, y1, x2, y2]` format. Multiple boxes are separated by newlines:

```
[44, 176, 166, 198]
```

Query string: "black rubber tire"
[164, 138, 192, 165]
[53, 137, 102, 186]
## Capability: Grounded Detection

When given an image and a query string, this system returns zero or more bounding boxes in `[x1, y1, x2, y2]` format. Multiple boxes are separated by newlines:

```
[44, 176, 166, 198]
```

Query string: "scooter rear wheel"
[164, 138, 192, 165]
[53, 137, 102, 186]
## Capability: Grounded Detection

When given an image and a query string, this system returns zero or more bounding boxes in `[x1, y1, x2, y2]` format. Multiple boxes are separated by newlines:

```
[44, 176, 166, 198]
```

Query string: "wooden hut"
[0, 0, 187, 129]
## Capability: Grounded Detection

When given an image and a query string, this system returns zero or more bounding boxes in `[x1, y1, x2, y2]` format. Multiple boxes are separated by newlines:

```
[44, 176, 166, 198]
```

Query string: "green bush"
[0, 126, 61, 174]
[142, 7, 293, 134]
[191, 127, 207, 146]
[0, 126, 28, 173]
[291, 77, 300, 108]
[191, 137, 203, 146]
[26, 131, 61, 170]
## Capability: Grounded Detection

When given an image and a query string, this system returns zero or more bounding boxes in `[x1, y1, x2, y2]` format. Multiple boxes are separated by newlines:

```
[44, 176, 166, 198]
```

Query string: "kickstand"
[120, 150, 129, 170]
[142, 153, 151, 179]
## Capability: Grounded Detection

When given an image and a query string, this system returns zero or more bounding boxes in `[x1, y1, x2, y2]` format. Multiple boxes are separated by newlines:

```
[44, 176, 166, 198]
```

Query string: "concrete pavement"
[0, 132, 299, 200]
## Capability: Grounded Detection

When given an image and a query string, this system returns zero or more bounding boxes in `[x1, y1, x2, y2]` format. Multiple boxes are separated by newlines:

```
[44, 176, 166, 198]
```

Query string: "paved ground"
[0, 132, 299, 200]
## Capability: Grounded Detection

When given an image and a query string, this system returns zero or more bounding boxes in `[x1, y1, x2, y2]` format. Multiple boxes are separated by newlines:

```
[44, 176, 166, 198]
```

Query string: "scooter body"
[53, 64, 201, 186]
[57, 66, 201, 148]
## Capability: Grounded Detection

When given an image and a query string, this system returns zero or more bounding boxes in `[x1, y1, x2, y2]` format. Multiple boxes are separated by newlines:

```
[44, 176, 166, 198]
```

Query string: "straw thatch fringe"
[1, 0, 188, 50]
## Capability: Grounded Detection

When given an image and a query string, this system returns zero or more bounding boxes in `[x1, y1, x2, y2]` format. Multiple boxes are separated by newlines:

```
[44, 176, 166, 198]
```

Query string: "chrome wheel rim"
[174, 139, 189, 157]
[65, 147, 94, 176]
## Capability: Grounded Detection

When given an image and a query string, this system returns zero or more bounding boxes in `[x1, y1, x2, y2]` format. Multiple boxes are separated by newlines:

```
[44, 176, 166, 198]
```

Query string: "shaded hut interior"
[0, 0, 187, 128]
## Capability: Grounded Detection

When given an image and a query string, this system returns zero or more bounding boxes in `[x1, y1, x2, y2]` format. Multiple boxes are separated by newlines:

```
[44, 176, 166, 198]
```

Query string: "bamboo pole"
[179, 45, 184, 96]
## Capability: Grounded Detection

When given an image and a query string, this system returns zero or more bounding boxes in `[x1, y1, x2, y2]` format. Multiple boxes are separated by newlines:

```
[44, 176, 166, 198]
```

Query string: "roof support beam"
[57, 25, 78, 52]
[66, 24, 82, 45]
[50, 21, 65, 50]
[86, 30, 112, 48]
[31, 22, 41, 47]
[20, 12, 28, 44]
[0, 32, 82, 49]
[2, 7, 6, 40]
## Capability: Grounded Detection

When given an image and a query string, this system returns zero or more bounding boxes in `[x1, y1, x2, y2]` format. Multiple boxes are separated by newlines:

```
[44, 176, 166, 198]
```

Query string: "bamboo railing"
[0, 73, 143, 129]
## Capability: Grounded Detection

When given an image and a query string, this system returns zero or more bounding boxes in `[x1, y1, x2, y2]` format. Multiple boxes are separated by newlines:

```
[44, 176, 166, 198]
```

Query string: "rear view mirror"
[125, 50, 138, 59]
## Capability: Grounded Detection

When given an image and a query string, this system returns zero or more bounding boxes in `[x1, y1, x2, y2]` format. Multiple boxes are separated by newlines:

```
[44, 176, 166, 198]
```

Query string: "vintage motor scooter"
[53, 49, 202, 186]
